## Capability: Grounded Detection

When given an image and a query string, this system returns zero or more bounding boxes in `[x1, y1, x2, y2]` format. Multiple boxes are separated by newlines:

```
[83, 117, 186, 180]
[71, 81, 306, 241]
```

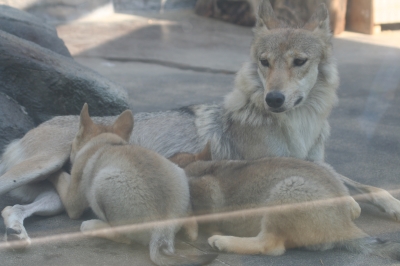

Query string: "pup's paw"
[80, 220, 96, 236]
[208, 235, 230, 252]
[182, 217, 198, 242]
[2, 206, 31, 250]
[80, 220, 131, 245]
[4, 227, 31, 250]
[374, 191, 400, 221]
[385, 198, 400, 222]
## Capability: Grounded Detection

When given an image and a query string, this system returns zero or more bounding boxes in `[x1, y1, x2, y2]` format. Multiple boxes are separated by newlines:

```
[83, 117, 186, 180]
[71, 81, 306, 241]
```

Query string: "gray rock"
[0, 4, 71, 57]
[0, 92, 35, 152]
[0, 29, 130, 124]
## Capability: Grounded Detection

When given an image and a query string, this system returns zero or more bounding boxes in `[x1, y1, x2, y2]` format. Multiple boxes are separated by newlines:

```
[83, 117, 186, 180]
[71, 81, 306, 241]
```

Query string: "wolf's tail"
[338, 236, 400, 261]
[149, 228, 217, 266]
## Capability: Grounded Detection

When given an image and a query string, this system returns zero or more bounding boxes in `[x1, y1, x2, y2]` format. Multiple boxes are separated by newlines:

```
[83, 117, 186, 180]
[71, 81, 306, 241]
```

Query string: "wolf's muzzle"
[266, 91, 285, 108]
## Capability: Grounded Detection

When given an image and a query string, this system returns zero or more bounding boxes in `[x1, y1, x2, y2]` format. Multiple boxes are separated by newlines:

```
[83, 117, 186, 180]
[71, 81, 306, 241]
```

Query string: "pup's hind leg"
[208, 232, 285, 255]
[339, 174, 400, 221]
[2, 183, 64, 249]
[80, 219, 131, 244]
[0, 154, 69, 196]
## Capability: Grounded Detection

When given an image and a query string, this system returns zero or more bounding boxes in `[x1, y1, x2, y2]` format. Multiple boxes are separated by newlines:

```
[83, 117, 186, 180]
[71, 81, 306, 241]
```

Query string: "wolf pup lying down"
[49, 104, 216, 266]
[169, 144, 400, 261]
[1, 0, 400, 247]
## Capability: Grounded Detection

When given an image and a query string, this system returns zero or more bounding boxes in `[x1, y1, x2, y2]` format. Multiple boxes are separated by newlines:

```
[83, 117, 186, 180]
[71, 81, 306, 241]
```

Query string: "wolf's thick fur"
[169, 145, 400, 261]
[48, 104, 216, 266]
[1, 0, 400, 246]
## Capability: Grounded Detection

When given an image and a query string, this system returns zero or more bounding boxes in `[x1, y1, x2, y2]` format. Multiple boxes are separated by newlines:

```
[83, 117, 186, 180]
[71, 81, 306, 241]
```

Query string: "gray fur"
[1, 0, 400, 249]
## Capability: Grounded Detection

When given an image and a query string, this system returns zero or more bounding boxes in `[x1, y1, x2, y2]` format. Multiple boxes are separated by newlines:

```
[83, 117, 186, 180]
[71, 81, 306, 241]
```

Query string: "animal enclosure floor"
[1, 4, 400, 266]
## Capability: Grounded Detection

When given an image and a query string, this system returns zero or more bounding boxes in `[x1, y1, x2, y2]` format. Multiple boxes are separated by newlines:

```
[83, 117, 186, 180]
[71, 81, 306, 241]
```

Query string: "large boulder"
[0, 29, 130, 124]
[0, 4, 71, 57]
[0, 92, 35, 152]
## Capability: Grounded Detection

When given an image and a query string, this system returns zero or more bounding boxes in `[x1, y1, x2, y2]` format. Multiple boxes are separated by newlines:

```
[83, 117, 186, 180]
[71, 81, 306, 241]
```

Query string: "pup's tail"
[338, 236, 400, 261]
[0, 139, 23, 176]
[149, 229, 217, 266]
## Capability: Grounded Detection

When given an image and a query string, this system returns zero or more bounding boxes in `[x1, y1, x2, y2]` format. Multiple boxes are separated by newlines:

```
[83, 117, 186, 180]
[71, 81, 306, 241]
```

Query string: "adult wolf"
[1, 0, 399, 247]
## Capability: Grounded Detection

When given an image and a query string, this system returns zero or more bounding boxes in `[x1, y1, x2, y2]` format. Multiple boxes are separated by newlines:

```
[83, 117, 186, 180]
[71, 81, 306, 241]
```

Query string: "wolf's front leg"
[49, 171, 87, 219]
[306, 137, 325, 162]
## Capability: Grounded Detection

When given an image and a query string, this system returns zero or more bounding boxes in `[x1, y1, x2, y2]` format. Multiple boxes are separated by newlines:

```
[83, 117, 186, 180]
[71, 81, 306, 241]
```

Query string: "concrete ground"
[1, 2, 400, 266]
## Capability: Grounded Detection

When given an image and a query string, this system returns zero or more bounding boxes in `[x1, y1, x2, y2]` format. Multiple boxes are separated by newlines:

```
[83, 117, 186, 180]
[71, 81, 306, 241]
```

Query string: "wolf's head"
[70, 103, 134, 163]
[253, 0, 334, 113]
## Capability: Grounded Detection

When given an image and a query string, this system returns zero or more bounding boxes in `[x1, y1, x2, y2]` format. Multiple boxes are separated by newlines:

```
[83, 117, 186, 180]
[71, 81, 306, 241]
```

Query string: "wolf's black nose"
[266, 92, 285, 108]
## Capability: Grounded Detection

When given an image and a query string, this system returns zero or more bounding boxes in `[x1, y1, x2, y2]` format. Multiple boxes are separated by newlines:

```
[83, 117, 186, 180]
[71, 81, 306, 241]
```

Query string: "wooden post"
[328, 0, 348, 35]
[346, 0, 374, 34]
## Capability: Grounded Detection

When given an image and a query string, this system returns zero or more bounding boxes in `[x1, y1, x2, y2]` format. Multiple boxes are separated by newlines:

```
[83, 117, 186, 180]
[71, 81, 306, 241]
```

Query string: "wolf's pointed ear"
[303, 3, 330, 35]
[79, 103, 94, 130]
[256, 0, 279, 29]
[112, 110, 134, 142]
[195, 141, 212, 161]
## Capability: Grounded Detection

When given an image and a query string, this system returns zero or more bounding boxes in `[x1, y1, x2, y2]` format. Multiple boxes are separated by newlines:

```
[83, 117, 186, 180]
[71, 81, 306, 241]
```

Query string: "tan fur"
[1, 0, 400, 248]
[170, 146, 400, 260]
[49, 104, 215, 266]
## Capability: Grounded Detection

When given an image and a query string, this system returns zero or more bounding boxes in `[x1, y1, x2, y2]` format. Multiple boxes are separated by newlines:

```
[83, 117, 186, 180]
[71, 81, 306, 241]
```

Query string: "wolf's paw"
[4, 227, 31, 250]
[208, 235, 230, 252]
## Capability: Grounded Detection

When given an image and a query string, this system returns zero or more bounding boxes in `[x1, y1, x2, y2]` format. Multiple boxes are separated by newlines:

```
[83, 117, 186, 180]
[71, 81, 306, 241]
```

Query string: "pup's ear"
[195, 141, 212, 161]
[168, 153, 196, 168]
[303, 3, 330, 35]
[256, 0, 279, 29]
[79, 103, 94, 130]
[112, 110, 134, 142]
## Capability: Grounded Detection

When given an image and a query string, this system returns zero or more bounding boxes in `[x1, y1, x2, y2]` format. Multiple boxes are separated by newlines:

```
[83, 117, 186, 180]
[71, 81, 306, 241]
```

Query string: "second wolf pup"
[50, 104, 216, 266]
[170, 145, 400, 260]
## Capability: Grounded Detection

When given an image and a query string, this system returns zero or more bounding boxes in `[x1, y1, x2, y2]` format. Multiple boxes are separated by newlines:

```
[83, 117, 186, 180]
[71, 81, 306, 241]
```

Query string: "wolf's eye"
[293, 58, 308, 67]
[260, 59, 269, 67]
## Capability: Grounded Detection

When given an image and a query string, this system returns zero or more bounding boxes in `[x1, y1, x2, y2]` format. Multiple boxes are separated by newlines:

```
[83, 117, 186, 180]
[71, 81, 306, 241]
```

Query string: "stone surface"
[1, 8, 400, 266]
[113, 0, 196, 14]
[195, 0, 255, 27]
[0, 4, 71, 57]
[0, 0, 111, 24]
[57, 11, 253, 73]
[0, 29, 129, 124]
[0, 92, 35, 152]
[74, 57, 233, 113]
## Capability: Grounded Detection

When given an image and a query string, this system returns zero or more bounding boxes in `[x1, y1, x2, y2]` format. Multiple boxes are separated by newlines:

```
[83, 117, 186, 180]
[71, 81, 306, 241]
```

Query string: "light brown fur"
[169, 145, 400, 260]
[1, 0, 400, 249]
[49, 104, 215, 266]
